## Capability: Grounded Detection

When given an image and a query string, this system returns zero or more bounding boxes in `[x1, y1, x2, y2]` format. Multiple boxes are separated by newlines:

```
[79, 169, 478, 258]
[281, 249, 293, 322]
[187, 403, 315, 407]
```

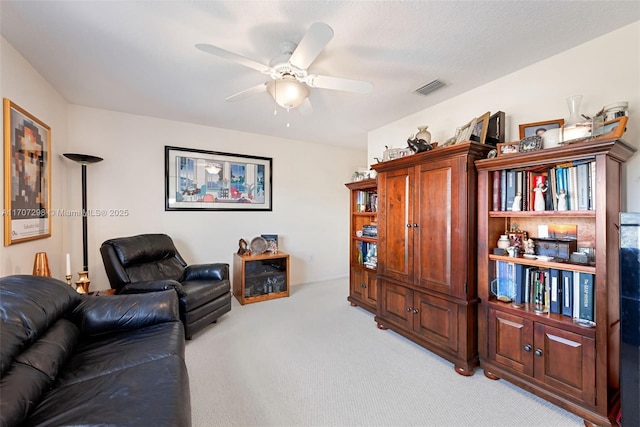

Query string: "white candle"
[66, 254, 71, 276]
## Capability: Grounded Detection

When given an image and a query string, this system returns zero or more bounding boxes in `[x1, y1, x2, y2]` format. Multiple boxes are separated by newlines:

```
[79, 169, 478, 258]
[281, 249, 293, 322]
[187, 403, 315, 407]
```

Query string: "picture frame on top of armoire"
[3, 98, 52, 246]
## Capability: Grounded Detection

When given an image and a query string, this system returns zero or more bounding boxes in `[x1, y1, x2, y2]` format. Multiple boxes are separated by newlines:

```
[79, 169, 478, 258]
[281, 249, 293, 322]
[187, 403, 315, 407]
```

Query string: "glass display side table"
[232, 252, 290, 305]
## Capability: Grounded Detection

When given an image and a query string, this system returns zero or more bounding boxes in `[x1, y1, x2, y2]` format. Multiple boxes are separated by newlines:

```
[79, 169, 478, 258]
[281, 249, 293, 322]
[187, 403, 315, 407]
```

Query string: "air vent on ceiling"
[414, 79, 446, 96]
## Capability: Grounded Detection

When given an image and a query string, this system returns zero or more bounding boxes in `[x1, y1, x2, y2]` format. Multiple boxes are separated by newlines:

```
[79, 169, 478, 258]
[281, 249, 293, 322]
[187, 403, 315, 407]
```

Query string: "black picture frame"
[485, 111, 505, 146]
[165, 146, 272, 211]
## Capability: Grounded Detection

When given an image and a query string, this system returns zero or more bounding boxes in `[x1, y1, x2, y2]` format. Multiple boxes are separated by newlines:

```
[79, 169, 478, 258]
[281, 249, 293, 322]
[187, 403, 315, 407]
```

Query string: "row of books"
[356, 191, 377, 213]
[492, 160, 596, 212]
[495, 261, 595, 324]
[357, 241, 377, 269]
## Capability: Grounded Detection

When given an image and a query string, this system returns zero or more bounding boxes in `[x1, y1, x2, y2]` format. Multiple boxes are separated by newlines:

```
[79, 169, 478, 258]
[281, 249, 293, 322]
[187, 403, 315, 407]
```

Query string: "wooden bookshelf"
[475, 138, 636, 426]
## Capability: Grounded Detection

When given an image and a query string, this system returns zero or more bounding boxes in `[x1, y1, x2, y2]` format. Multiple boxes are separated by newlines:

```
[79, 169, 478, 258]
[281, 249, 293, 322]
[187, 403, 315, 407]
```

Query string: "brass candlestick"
[75, 271, 91, 294]
[65, 274, 74, 289]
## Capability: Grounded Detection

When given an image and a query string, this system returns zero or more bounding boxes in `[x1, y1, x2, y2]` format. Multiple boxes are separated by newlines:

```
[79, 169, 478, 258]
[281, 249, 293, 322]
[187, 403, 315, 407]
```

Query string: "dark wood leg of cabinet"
[454, 365, 474, 376]
[376, 322, 388, 330]
[483, 370, 500, 380]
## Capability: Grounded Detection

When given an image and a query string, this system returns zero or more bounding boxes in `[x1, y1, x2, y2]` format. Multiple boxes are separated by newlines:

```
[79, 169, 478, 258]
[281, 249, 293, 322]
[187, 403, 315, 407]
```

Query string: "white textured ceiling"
[1, 1, 638, 150]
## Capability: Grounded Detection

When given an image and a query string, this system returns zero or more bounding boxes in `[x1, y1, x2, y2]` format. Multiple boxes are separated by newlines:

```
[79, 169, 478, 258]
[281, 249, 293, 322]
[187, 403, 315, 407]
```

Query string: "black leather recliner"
[100, 233, 231, 339]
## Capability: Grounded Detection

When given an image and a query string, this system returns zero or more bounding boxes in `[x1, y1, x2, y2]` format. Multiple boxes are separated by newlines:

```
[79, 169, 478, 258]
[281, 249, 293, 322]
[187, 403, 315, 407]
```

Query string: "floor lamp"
[63, 153, 103, 293]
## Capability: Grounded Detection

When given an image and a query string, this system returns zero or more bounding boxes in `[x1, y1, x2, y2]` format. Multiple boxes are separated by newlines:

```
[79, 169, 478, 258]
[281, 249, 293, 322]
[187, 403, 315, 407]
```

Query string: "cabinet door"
[414, 159, 457, 295]
[488, 309, 534, 376]
[378, 168, 414, 283]
[379, 280, 413, 329]
[413, 291, 459, 352]
[363, 271, 378, 306]
[350, 267, 366, 301]
[533, 323, 596, 406]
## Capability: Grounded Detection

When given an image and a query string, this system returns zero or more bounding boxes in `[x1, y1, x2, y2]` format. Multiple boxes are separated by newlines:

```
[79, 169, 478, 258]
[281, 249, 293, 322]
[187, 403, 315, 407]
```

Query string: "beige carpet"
[185, 278, 583, 426]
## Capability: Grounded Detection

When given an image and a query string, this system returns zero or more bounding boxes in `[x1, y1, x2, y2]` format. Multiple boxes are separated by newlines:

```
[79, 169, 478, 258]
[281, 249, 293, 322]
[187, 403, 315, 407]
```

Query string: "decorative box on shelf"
[532, 238, 577, 261]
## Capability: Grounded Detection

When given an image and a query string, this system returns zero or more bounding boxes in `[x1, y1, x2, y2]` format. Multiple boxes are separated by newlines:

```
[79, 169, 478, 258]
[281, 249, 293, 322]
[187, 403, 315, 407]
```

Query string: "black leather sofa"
[100, 233, 232, 339]
[0, 275, 191, 427]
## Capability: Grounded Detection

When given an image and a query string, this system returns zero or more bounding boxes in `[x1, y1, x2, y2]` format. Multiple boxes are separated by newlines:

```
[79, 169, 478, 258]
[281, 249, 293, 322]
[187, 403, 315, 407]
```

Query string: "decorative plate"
[250, 236, 268, 254]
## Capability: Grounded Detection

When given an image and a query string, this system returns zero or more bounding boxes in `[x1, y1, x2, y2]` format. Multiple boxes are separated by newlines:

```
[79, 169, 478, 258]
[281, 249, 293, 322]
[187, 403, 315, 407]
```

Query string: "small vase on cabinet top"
[415, 125, 432, 145]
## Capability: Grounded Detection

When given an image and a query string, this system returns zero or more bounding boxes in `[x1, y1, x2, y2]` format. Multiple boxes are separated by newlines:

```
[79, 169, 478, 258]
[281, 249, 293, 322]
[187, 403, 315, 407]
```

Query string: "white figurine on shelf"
[557, 189, 568, 211]
[524, 238, 535, 255]
[533, 181, 547, 211]
[512, 192, 522, 211]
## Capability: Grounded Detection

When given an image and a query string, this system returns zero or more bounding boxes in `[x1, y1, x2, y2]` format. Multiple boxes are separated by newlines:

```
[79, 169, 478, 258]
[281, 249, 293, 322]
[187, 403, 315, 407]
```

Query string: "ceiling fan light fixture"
[266, 75, 310, 109]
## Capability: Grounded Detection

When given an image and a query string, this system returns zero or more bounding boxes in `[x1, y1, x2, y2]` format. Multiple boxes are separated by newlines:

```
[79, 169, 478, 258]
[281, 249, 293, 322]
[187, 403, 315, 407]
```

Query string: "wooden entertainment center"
[370, 141, 491, 376]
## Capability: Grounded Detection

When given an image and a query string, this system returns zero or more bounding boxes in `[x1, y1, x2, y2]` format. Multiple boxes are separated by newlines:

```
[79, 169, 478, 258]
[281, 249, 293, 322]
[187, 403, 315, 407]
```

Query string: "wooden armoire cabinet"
[371, 141, 491, 375]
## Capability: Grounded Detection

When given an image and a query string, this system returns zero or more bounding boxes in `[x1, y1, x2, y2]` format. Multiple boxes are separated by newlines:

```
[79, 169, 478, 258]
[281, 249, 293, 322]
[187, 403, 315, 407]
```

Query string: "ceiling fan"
[196, 22, 373, 113]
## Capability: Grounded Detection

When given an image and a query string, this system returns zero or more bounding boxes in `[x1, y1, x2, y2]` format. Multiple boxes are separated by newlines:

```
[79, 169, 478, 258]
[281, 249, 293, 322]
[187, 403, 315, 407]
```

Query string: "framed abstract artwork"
[165, 146, 272, 211]
[3, 99, 52, 246]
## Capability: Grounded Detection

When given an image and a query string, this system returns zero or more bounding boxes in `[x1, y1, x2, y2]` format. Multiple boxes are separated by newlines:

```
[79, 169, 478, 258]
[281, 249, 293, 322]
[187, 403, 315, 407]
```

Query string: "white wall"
[1, 35, 366, 289]
[0, 38, 70, 277]
[66, 106, 363, 290]
[369, 22, 640, 211]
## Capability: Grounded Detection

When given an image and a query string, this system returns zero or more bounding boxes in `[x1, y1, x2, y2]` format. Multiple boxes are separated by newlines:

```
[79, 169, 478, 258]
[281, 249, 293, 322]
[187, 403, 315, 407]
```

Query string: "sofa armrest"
[182, 263, 229, 281]
[120, 279, 187, 297]
[71, 290, 179, 335]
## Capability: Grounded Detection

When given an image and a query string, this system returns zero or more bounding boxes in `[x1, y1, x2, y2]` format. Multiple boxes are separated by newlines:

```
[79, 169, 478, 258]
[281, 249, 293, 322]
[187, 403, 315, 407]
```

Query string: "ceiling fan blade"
[306, 74, 373, 94]
[298, 98, 314, 116]
[196, 43, 271, 74]
[289, 22, 334, 70]
[225, 83, 268, 102]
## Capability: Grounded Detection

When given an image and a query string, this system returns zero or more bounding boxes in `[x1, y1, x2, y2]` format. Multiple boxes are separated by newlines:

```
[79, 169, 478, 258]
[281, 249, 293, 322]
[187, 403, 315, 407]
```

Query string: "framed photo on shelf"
[470, 111, 491, 144]
[496, 142, 519, 157]
[508, 230, 528, 252]
[3, 98, 52, 246]
[261, 234, 278, 253]
[455, 117, 478, 144]
[593, 116, 628, 141]
[518, 135, 543, 153]
[518, 119, 564, 139]
[485, 111, 506, 146]
[165, 146, 272, 211]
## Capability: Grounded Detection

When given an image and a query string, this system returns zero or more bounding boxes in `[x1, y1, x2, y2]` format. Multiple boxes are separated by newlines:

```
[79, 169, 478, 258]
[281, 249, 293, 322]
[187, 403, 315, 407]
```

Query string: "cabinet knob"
[523, 345, 532, 352]
[406, 224, 412, 228]
[413, 223, 419, 228]
[361, 283, 367, 288]
[534, 349, 543, 357]
[413, 309, 418, 314]
[406, 307, 412, 312]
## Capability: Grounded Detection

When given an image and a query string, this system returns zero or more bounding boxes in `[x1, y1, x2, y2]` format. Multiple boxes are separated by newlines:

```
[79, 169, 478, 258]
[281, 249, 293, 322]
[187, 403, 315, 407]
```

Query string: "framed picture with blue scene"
[165, 146, 272, 211]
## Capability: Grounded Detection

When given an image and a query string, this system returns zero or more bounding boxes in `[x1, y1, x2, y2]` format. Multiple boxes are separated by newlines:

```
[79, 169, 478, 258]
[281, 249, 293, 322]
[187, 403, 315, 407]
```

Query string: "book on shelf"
[514, 263, 526, 305]
[500, 170, 507, 211]
[578, 272, 595, 322]
[492, 170, 501, 211]
[577, 163, 590, 210]
[549, 268, 562, 314]
[506, 170, 516, 211]
[561, 270, 573, 317]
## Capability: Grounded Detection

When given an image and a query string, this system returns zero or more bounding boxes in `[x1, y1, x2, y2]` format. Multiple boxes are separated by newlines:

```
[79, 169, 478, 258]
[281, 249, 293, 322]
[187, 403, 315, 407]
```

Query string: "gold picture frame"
[3, 99, 52, 246]
[593, 116, 628, 141]
[471, 111, 491, 144]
